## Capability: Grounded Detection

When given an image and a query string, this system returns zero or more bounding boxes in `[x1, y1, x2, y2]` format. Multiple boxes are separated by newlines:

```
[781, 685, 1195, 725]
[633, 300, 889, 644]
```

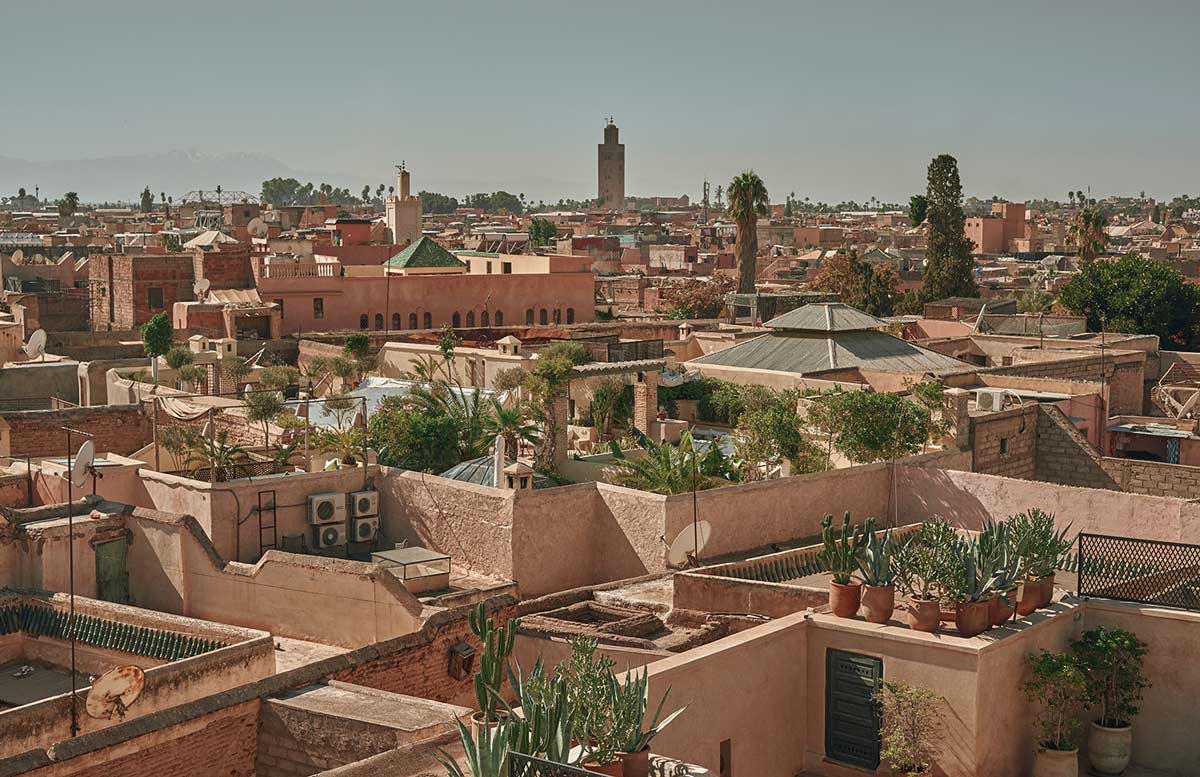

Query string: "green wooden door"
[825, 649, 882, 769]
[95, 538, 129, 604]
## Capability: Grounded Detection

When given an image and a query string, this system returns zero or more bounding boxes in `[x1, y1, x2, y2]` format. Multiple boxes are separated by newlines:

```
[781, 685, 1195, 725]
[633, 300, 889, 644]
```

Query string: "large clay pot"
[1087, 721, 1133, 775]
[905, 597, 941, 633]
[954, 599, 992, 637]
[1038, 574, 1057, 608]
[1032, 745, 1078, 777]
[861, 584, 895, 624]
[1017, 578, 1047, 616]
[991, 588, 1017, 626]
[829, 580, 862, 618]
[620, 748, 650, 777]
[582, 761, 624, 776]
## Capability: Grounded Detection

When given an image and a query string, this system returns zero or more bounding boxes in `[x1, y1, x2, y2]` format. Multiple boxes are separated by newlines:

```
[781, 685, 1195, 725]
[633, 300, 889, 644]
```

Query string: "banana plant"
[818, 512, 873, 584]
[469, 602, 520, 722]
[857, 524, 895, 586]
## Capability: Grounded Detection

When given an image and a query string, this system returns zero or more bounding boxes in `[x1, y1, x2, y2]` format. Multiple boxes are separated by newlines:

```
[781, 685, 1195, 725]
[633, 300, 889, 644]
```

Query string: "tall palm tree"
[1068, 206, 1108, 263]
[727, 171, 769, 294]
[480, 399, 540, 460]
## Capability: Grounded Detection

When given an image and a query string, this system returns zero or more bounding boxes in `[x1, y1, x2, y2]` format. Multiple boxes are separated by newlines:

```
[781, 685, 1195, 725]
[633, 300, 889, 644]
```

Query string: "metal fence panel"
[1077, 532, 1200, 611]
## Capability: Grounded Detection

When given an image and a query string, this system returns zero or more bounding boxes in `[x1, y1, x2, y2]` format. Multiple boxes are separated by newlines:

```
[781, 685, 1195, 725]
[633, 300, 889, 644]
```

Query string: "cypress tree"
[920, 154, 977, 302]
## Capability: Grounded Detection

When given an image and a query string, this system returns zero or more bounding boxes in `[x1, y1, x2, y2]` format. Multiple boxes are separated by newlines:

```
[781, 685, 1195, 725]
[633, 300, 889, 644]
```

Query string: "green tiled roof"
[386, 237, 465, 268]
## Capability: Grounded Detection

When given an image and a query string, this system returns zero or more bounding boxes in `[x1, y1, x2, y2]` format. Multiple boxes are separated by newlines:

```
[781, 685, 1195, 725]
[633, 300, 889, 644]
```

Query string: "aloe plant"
[469, 602, 520, 722]
[437, 717, 512, 777]
[857, 524, 895, 586]
[949, 536, 1003, 603]
[499, 658, 577, 765]
[1010, 509, 1074, 578]
[608, 668, 687, 754]
[818, 512, 873, 585]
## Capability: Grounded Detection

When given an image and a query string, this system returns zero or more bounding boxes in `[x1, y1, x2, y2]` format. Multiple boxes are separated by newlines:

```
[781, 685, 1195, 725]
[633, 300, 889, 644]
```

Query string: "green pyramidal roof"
[385, 236, 465, 269]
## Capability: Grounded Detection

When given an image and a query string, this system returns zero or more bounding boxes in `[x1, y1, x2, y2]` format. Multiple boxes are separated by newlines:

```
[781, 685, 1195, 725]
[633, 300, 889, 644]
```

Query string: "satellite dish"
[246, 217, 268, 238]
[23, 328, 47, 360]
[667, 520, 712, 567]
[32, 253, 46, 264]
[193, 278, 210, 299]
[10, 249, 23, 263]
[85, 665, 144, 720]
[71, 440, 95, 488]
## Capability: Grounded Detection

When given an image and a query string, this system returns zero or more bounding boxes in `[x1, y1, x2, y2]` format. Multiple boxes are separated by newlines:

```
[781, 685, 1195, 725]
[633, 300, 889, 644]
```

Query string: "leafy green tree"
[528, 342, 590, 469]
[585, 377, 631, 439]
[368, 395, 465, 473]
[258, 364, 301, 391]
[1067, 205, 1108, 263]
[223, 356, 251, 393]
[920, 154, 977, 302]
[140, 186, 154, 212]
[244, 390, 286, 447]
[662, 276, 735, 319]
[811, 249, 898, 316]
[815, 391, 931, 464]
[734, 389, 824, 479]
[1059, 253, 1200, 349]
[727, 171, 769, 294]
[261, 177, 312, 206]
[164, 345, 194, 371]
[140, 312, 173, 384]
[908, 194, 928, 226]
[418, 191, 459, 214]
[177, 364, 208, 392]
[1017, 285, 1054, 313]
[528, 217, 558, 248]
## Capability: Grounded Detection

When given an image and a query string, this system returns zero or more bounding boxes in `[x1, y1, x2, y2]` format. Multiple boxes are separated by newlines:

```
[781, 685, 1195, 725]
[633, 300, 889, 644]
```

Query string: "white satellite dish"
[71, 440, 95, 488]
[85, 665, 144, 720]
[246, 217, 268, 238]
[10, 249, 23, 263]
[667, 520, 712, 567]
[32, 253, 46, 264]
[23, 328, 47, 360]
[193, 277, 210, 299]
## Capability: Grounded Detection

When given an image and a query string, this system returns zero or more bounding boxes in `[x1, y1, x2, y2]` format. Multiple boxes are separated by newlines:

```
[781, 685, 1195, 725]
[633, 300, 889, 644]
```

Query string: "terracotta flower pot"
[904, 597, 940, 633]
[990, 588, 1017, 626]
[1017, 578, 1046, 616]
[620, 748, 650, 777]
[582, 761, 624, 776]
[829, 580, 862, 618]
[954, 599, 992, 637]
[1037, 573, 1057, 608]
[1032, 744, 1078, 777]
[861, 584, 895, 624]
[1087, 721, 1132, 775]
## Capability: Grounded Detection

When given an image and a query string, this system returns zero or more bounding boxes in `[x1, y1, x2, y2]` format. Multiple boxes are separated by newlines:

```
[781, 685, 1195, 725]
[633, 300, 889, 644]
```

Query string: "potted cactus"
[894, 520, 955, 633]
[818, 512, 872, 618]
[857, 523, 897, 623]
[468, 602, 520, 725]
[1024, 649, 1086, 777]
[980, 519, 1024, 626]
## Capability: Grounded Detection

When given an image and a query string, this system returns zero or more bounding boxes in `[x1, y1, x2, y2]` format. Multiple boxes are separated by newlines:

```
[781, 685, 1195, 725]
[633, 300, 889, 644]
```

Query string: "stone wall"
[0, 404, 152, 457]
[970, 402, 1038, 480]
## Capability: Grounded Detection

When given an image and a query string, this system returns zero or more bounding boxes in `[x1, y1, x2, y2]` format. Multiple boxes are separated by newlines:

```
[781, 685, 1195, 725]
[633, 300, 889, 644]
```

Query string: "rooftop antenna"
[23, 328, 47, 362]
[85, 665, 145, 721]
[63, 428, 95, 737]
[193, 277, 210, 301]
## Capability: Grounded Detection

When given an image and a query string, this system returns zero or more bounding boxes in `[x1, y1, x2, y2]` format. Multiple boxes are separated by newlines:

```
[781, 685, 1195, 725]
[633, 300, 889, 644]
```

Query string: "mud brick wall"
[0, 405, 152, 458]
[970, 402, 1038, 480]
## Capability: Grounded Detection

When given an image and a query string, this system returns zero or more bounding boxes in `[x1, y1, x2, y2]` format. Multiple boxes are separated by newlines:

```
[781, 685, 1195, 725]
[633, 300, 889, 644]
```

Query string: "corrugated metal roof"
[764, 302, 890, 332]
[690, 330, 971, 376]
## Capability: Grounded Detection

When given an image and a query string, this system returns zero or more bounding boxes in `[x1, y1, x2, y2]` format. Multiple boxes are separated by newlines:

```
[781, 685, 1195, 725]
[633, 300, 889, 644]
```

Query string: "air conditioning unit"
[314, 522, 348, 549]
[975, 389, 1002, 412]
[308, 493, 347, 525]
[349, 489, 379, 518]
[351, 515, 380, 543]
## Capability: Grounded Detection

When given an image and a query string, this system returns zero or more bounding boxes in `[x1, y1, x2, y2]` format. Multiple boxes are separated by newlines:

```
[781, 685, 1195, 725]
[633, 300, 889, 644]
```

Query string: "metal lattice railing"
[507, 754, 607, 777]
[1077, 532, 1200, 611]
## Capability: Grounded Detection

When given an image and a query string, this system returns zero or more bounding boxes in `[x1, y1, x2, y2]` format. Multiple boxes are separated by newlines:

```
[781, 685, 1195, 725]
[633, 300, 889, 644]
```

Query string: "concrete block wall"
[970, 403, 1038, 480]
[1033, 405, 1118, 490]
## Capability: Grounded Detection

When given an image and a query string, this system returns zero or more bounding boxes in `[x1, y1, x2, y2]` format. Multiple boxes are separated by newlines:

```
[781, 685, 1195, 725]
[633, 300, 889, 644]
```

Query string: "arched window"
[452, 311, 461, 328]
[494, 310, 503, 326]
[552, 308, 562, 325]
[539, 309, 548, 325]
[409, 313, 418, 329]
[526, 309, 535, 325]
[566, 307, 575, 324]
[359, 314, 369, 329]
[392, 313, 401, 330]
[423, 312, 432, 328]
[480, 310, 489, 327]
[466, 311, 475, 327]
[375, 313, 384, 330]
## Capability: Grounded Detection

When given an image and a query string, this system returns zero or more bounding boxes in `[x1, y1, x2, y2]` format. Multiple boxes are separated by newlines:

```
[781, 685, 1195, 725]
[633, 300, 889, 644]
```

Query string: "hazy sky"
[5, 0, 1199, 203]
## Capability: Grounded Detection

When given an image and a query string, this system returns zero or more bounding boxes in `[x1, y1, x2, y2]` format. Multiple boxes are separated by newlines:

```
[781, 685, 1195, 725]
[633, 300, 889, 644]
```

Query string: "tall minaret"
[597, 118, 625, 211]
[386, 161, 422, 245]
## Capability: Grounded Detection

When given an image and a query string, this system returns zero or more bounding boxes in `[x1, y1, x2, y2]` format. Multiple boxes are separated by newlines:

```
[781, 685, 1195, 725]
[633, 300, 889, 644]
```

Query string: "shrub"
[875, 681, 944, 776]
[1070, 626, 1149, 728]
[1024, 649, 1086, 750]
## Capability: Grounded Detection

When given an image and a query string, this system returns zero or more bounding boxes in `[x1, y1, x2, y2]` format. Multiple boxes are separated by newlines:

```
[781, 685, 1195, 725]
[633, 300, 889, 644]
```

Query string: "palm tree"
[200, 432, 249, 480]
[480, 399, 540, 460]
[1068, 206, 1108, 263]
[604, 431, 732, 495]
[727, 171, 769, 294]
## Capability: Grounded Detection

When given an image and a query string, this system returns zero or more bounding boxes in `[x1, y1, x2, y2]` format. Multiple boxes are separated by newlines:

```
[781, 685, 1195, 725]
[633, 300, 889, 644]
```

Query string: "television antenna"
[85, 665, 145, 720]
[246, 217, 268, 238]
[193, 278, 210, 301]
[70, 440, 95, 488]
[667, 520, 712, 568]
[23, 328, 47, 361]
[10, 249, 23, 263]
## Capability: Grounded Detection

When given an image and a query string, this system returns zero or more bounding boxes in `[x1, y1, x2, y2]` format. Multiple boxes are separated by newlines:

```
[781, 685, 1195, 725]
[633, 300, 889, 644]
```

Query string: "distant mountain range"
[0, 150, 348, 204]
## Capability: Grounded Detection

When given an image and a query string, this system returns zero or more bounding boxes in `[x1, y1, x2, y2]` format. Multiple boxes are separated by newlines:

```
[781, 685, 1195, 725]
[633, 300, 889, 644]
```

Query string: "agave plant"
[437, 717, 512, 777]
[499, 658, 577, 765]
[818, 512, 873, 585]
[1010, 509, 1074, 579]
[949, 536, 1003, 603]
[857, 523, 895, 587]
[607, 667, 687, 755]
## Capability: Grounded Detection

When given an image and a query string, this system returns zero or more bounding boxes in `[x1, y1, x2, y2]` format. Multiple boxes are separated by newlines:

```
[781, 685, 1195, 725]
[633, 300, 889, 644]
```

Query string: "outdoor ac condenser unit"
[314, 522, 348, 549]
[351, 515, 380, 543]
[349, 489, 379, 518]
[975, 389, 1001, 412]
[308, 493, 347, 525]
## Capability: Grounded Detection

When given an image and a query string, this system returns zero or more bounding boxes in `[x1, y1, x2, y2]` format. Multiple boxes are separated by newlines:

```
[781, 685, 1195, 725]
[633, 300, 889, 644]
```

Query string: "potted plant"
[893, 521, 955, 633]
[437, 717, 514, 777]
[1011, 509, 1073, 614]
[948, 537, 999, 638]
[1024, 649, 1086, 777]
[818, 512, 872, 618]
[1071, 627, 1149, 776]
[608, 668, 687, 777]
[468, 602, 520, 725]
[557, 637, 623, 774]
[501, 658, 578, 767]
[873, 680, 944, 776]
[980, 519, 1024, 627]
[857, 523, 897, 623]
